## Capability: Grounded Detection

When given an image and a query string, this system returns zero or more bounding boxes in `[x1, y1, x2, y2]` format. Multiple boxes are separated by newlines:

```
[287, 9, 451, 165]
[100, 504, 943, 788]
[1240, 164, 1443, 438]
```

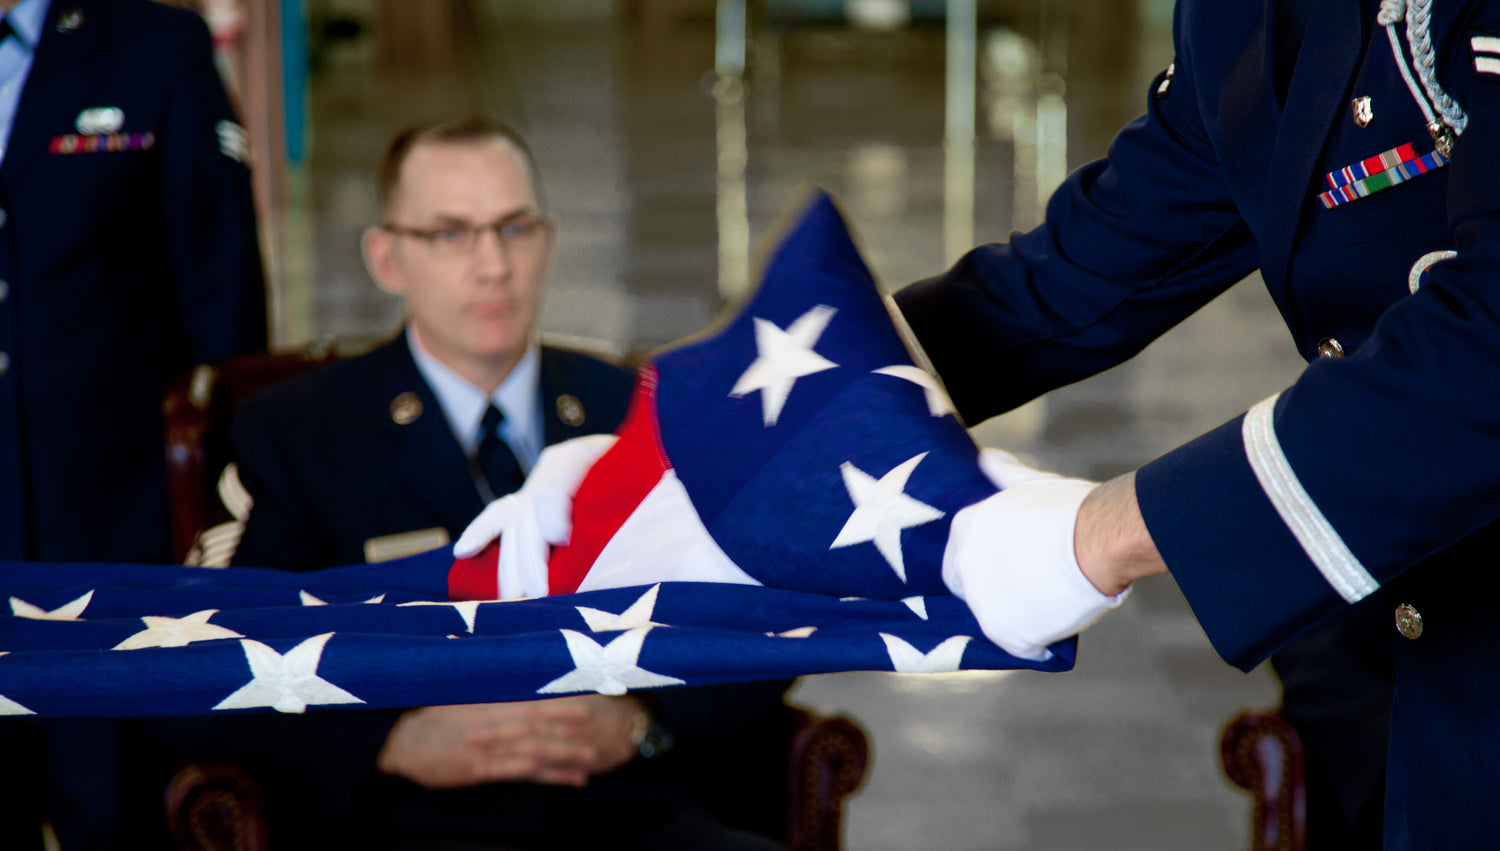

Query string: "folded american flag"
[0, 191, 1076, 719]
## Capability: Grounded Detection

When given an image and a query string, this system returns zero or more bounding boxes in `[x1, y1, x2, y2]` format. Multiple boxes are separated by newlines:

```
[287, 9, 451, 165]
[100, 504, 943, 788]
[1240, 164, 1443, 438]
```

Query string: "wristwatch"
[629, 709, 674, 759]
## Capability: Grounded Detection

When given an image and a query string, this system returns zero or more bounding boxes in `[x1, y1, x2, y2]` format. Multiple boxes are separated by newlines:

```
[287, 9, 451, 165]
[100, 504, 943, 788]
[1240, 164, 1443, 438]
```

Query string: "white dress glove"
[943, 448, 1130, 661]
[452, 434, 618, 599]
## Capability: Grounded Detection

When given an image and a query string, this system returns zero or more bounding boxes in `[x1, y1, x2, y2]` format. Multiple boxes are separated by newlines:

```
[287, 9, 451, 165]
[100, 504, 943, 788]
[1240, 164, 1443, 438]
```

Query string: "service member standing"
[0, 0, 267, 561]
[895, 0, 1500, 847]
[0, 0, 266, 846]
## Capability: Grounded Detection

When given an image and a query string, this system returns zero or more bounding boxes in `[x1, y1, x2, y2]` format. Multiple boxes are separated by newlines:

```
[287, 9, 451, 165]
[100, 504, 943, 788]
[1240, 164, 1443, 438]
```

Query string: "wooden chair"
[162, 347, 340, 564]
[159, 350, 872, 850]
[164, 705, 869, 851]
[1219, 710, 1307, 851]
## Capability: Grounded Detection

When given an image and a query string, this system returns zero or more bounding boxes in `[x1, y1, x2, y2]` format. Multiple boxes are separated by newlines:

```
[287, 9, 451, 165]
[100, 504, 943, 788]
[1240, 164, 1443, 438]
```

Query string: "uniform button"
[0, 352, 9, 376]
[1394, 603, 1423, 640]
[0, 280, 7, 302]
[1317, 337, 1345, 359]
[0, 209, 7, 228]
[389, 392, 423, 425]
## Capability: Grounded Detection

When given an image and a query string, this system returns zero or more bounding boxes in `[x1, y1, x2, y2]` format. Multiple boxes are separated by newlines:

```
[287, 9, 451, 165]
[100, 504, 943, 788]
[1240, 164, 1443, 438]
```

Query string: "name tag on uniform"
[364, 527, 450, 563]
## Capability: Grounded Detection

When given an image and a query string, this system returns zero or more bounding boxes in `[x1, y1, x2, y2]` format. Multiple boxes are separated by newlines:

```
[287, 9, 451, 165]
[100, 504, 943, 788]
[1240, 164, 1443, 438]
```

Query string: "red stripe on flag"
[547, 368, 671, 595]
[448, 542, 500, 600]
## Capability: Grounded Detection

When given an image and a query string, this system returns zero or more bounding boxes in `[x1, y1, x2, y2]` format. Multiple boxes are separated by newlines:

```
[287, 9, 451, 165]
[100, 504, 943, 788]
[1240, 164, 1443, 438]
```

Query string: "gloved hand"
[453, 434, 618, 598]
[943, 448, 1130, 661]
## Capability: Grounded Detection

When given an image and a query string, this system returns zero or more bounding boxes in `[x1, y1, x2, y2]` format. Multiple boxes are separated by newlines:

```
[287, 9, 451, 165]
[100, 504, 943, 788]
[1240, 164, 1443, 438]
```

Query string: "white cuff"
[943, 476, 1129, 660]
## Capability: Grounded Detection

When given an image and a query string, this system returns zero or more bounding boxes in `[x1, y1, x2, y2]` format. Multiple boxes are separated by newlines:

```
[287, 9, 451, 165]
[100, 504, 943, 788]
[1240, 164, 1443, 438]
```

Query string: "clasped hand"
[376, 695, 643, 789]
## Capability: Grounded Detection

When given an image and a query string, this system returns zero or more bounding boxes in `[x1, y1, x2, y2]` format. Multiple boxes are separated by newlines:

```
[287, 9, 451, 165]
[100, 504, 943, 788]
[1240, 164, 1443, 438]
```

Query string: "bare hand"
[377, 699, 594, 789]
[571, 694, 648, 775]
[1073, 471, 1167, 595]
[376, 695, 648, 789]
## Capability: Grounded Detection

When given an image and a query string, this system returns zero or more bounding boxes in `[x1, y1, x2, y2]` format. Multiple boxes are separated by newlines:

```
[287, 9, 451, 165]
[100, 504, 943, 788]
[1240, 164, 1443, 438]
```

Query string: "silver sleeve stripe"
[1242, 394, 1379, 603]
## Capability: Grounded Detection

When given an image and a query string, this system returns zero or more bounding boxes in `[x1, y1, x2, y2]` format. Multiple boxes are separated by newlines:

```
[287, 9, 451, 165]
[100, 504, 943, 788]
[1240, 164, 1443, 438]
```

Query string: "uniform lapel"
[374, 337, 487, 531]
[1260, 1, 1365, 289]
[1214, 1, 1278, 237]
[1, 0, 108, 189]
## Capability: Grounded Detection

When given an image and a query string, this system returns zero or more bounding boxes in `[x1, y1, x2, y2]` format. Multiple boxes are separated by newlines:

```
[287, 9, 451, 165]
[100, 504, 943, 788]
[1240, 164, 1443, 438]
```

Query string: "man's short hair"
[376, 116, 544, 216]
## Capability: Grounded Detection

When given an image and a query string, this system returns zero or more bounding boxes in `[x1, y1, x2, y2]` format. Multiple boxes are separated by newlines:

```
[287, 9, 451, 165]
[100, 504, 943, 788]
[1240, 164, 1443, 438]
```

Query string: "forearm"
[1073, 471, 1167, 595]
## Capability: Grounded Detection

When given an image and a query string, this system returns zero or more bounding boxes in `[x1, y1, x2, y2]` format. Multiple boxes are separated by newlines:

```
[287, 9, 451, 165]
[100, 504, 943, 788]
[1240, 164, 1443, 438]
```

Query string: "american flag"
[0, 191, 1076, 719]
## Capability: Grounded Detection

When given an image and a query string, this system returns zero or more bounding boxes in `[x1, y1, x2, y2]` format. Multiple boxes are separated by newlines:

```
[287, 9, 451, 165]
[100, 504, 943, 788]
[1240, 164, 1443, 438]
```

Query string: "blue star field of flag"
[652, 191, 1000, 600]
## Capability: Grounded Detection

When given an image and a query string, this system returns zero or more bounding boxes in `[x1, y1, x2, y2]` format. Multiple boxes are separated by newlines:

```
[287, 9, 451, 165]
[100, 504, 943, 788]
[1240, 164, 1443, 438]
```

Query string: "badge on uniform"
[1317, 142, 1447, 209]
[50, 106, 152, 155]
[1408, 249, 1457, 293]
[49, 132, 155, 155]
[76, 107, 123, 135]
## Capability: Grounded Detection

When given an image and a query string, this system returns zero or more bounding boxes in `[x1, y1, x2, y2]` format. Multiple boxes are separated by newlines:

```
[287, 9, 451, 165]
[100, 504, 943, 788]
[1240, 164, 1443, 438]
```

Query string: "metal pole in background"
[944, 0, 976, 266]
[714, 0, 752, 299]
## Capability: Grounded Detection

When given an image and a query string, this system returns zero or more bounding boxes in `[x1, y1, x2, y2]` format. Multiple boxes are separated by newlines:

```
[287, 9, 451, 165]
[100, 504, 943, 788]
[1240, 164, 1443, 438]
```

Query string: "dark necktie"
[0, 19, 15, 45]
[474, 403, 524, 502]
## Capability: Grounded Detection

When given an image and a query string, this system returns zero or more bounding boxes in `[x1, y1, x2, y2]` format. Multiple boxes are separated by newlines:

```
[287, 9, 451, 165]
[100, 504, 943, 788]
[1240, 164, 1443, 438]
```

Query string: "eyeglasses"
[383, 213, 551, 258]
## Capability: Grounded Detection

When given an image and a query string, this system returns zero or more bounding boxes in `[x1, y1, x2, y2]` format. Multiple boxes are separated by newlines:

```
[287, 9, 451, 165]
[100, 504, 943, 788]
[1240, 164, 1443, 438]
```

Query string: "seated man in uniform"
[169, 117, 791, 850]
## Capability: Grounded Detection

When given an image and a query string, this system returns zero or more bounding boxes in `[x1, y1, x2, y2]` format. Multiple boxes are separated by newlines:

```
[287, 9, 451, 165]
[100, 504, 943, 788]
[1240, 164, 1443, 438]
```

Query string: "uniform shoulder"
[105, 0, 214, 45]
[235, 345, 388, 426]
[542, 344, 638, 387]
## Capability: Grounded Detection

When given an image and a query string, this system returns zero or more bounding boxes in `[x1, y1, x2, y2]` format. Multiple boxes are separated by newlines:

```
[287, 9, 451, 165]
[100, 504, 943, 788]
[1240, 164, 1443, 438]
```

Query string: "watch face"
[637, 721, 674, 758]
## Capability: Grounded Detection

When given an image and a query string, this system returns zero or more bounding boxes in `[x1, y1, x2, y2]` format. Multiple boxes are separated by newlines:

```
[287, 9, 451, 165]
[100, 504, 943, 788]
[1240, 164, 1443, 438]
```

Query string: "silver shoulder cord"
[1378, 0, 1468, 155]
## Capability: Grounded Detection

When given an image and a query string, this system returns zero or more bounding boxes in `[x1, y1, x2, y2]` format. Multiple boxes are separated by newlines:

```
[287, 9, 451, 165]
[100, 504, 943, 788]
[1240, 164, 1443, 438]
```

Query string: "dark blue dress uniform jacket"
[0, 0, 268, 562]
[895, 0, 1500, 846]
[230, 338, 636, 570]
[202, 336, 791, 848]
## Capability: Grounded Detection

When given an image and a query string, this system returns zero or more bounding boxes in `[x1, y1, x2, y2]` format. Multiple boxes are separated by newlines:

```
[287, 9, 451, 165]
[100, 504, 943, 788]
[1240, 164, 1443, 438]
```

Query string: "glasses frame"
[382, 212, 553, 257]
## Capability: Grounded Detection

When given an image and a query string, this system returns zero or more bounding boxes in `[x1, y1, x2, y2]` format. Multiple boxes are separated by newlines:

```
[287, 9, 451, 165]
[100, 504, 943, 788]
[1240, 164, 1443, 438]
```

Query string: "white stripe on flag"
[577, 470, 761, 593]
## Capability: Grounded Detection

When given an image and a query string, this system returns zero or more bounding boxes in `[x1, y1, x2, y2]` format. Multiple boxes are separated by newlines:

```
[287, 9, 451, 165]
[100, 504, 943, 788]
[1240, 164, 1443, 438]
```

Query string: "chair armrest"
[1219, 710, 1306, 851]
[785, 707, 870, 851]
[164, 761, 270, 851]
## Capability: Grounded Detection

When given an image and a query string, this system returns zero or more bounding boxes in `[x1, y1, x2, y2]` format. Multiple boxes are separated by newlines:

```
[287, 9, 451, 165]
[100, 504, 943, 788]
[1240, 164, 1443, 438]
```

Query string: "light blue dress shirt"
[406, 326, 544, 473]
[0, 0, 50, 165]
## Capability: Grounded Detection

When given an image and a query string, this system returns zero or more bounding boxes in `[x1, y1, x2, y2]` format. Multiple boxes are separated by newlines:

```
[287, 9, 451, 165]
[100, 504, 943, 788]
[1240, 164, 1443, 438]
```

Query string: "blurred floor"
[277, 1, 1308, 847]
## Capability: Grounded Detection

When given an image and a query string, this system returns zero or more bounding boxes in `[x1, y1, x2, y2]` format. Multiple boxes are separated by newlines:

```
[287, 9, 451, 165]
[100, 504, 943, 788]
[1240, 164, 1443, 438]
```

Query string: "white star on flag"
[902, 596, 929, 620]
[300, 591, 385, 606]
[10, 591, 93, 621]
[873, 365, 957, 418]
[881, 634, 971, 673]
[538, 627, 685, 696]
[214, 633, 363, 714]
[113, 610, 243, 650]
[397, 600, 482, 633]
[0, 653, 21, 716]
[577, 585, 663, 632]
[0, 693, 35, 716]
[729, 305, 839, 426]
[830, 452, 945, 581]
